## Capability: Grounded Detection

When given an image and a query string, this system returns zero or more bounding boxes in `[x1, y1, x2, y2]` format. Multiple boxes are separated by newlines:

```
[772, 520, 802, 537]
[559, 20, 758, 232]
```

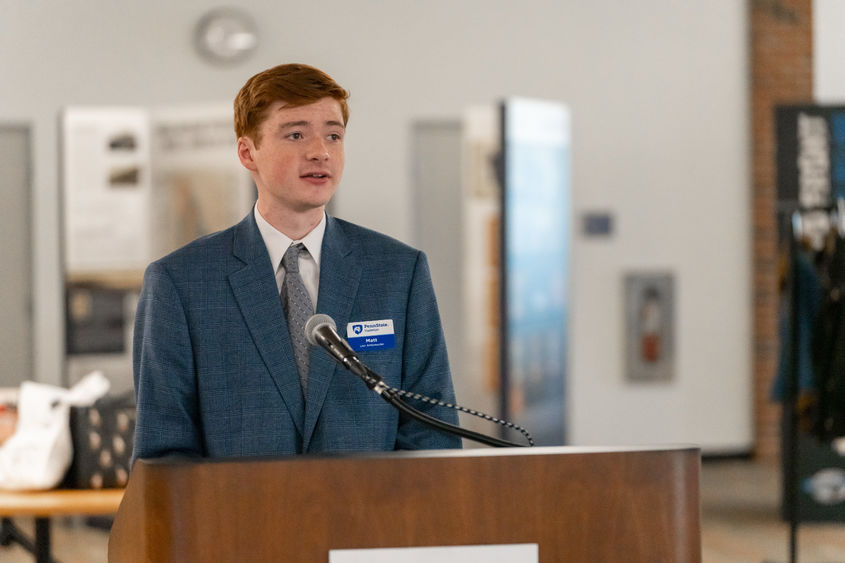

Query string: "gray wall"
[0, 1, 751, 450]
[0, 126, 32, 386]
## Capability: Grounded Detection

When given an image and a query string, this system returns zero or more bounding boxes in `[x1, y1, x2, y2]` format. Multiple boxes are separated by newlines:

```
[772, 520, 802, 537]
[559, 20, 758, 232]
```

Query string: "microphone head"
[305, 314, 337, 346]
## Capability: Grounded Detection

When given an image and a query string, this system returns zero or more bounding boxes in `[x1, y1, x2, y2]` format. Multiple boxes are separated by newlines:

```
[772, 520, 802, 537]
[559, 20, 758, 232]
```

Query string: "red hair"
[234, 63, 349, 146]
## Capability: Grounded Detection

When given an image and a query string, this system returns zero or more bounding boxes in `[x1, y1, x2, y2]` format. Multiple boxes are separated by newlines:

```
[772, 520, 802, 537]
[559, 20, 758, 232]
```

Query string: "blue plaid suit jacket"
[132, 213, 460, 461]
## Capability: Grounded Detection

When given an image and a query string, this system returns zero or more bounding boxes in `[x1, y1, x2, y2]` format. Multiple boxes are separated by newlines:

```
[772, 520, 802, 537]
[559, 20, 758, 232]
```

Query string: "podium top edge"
[137, 444, 701, 467]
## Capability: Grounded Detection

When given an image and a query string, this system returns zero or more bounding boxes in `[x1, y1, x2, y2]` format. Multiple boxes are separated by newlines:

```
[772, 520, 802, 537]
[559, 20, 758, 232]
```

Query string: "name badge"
[346, 319, 395, 351]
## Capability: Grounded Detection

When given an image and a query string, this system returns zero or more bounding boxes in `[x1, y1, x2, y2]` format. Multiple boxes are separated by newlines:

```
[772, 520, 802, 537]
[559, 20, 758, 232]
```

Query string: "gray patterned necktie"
[281, 243, 314, 394]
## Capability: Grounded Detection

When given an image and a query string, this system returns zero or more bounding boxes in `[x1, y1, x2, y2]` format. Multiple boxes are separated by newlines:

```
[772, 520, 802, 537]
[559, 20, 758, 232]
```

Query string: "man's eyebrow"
[278, 120, 346, 129]
[279, 120, 309, 129]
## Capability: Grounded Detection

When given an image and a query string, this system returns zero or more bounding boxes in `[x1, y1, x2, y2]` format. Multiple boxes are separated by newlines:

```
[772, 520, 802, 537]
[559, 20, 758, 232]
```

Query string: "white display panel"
[62, 107, 152, 274]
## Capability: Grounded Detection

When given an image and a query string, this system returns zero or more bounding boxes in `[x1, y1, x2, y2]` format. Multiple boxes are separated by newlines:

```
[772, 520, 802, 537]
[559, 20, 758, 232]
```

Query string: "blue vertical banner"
[500, 98, 571, 445]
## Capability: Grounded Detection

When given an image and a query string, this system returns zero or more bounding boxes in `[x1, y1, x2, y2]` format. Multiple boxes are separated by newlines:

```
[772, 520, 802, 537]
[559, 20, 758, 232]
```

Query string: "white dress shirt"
[254, 204, 326, 310]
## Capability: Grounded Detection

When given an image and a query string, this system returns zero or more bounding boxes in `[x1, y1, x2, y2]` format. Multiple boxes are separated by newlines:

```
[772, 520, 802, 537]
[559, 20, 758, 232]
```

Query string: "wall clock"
[194, 8, 259, 65]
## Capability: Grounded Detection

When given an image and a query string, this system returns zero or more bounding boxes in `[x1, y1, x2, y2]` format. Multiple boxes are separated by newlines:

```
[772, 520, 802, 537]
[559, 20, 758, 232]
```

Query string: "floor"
[701, 459, 845, 563]
[1, 459, 844, 562]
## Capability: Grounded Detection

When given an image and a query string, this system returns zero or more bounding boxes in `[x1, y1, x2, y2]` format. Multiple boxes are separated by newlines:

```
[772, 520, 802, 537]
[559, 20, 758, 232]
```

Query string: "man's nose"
[307, 138, 329, 160]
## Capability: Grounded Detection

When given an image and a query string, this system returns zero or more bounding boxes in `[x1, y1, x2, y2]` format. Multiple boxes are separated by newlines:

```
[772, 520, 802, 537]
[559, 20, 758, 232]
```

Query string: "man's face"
[238, 97, 345, 215]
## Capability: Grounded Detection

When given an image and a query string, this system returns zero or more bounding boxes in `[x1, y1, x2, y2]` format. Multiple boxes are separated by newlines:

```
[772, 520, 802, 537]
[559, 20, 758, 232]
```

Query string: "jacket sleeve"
[394, 251, 463, 450]
[131, 261, 204, 463]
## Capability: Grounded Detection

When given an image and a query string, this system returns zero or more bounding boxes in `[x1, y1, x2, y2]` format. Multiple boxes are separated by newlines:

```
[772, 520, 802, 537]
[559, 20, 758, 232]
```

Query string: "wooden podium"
[109, 445, 701, 562]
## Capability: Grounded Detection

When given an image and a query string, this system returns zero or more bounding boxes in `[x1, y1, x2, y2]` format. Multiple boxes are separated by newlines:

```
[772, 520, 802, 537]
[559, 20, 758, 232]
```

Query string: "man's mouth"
[302, 172, 329, 179]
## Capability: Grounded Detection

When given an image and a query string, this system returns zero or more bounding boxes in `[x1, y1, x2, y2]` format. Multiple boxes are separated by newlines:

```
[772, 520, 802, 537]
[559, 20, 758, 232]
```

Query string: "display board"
[776, 104, 845, 523]
[61, 105, 254, 388]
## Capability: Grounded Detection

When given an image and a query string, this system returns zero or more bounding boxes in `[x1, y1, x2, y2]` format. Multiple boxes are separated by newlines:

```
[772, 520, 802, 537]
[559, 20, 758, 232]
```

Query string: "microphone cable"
[357, 366, 535, 448]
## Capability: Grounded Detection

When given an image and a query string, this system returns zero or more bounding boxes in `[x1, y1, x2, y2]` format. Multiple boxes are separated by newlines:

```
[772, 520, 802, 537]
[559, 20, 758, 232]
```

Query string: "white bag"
[0, 371, 110, 490]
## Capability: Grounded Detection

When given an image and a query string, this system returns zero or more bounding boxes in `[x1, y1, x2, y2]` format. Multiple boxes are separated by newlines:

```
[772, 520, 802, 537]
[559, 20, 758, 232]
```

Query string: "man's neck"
[257, 202, 325, 241]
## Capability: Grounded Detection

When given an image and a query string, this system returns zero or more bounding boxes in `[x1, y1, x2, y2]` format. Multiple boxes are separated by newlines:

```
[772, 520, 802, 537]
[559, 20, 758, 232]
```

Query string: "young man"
[132, 64, 460, 461]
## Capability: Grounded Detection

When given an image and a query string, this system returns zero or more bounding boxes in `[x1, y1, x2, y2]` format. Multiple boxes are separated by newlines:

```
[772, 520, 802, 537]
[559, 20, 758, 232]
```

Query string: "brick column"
[750, 0, 813, 461]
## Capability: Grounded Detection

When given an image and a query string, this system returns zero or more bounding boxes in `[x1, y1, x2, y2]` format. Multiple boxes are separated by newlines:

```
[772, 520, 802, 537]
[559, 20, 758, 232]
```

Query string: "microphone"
[305, 314, 366, 375]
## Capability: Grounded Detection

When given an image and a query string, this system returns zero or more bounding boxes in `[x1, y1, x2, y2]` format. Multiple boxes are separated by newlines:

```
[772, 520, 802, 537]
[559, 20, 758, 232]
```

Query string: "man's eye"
[329, 133, 342, 141]
[287, 132, 302, 140]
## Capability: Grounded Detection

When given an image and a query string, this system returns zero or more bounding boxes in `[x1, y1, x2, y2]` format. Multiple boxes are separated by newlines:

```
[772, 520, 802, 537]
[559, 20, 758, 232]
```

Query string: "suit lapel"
[229, 214, 305, 439]
[302, 216, 362, 449]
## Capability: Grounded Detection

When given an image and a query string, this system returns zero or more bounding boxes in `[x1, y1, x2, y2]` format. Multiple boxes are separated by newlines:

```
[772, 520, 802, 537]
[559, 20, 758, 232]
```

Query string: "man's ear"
[237, 136, 258, 172]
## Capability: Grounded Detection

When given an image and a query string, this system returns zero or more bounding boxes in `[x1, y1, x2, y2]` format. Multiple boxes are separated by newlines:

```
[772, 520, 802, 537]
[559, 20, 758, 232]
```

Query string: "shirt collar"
[254, 204, 326, 271]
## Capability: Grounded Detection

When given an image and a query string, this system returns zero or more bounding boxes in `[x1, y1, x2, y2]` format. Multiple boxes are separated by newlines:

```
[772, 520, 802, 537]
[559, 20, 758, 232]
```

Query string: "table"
[0, 488, 124, 563]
